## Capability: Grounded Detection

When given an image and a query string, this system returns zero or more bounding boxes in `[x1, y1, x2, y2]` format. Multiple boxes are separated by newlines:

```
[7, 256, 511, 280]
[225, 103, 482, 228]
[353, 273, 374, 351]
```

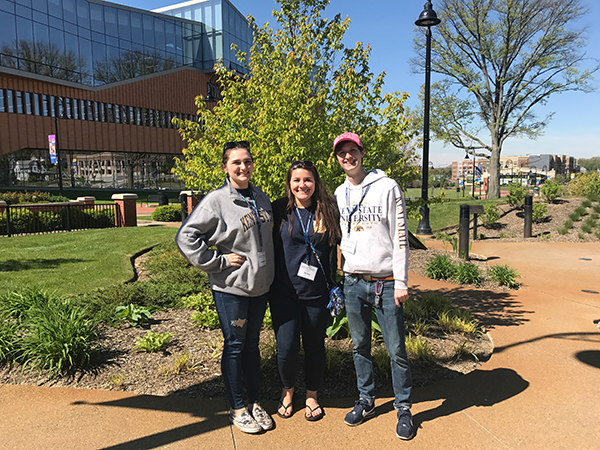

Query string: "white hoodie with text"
[334, 169, 409, 290]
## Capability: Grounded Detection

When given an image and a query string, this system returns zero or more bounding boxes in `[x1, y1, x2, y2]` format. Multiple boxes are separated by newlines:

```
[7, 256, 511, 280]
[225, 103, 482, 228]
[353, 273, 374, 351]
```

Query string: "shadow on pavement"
[410, 284, 532, 330]
[413, 367, 529, 426]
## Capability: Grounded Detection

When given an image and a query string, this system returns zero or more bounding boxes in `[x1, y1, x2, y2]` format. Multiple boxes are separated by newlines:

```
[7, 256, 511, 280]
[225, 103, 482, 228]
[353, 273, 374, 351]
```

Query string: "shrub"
[581, 199, 592, 209]
[581, 224, 593, 234]
[583, 216, 598, 229]
[540, 180, 562, 203]
[9, 209, 35, 233]
[574, 206, 588, 217]
[424, 255, 456, 280]
[563, 219, 574, 230]
[567, 172, 600, 197]
[531, 203, 548, 223]
[36, 210, 62, 231]
[557, 227, 569, 235]
[489, 265, 520, 288]
[0, 191, 68, 205]
[151, 205, 182, 222]
[482, 204, 501, 228]
[134, 331, 172, 352]
[578, 232, 585, 240]
[454, 262, 482, 285]
[568, 212, 581, 222]
[594, 205, 600, 214]
[506, 183, 528, 209]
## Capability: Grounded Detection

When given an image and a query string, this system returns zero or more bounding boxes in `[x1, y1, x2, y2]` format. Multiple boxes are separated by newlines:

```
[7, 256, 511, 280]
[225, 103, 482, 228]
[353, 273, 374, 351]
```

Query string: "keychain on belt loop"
[374, 280, 383, 309]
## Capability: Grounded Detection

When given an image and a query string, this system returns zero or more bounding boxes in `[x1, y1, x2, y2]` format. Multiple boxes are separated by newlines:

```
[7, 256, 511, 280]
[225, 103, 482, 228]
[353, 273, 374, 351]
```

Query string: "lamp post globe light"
[415, 1, 441, 235]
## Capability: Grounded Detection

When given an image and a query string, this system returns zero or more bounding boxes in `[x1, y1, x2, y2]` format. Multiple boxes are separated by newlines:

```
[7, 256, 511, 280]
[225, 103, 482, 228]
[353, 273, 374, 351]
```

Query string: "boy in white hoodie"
[333, 132, 414, 440]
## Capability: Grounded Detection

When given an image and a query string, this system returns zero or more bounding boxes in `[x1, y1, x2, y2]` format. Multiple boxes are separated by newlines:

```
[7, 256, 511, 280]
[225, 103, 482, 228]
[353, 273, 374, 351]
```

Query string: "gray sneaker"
[229, 409, 263, 434]
[251, 404, 274, 431]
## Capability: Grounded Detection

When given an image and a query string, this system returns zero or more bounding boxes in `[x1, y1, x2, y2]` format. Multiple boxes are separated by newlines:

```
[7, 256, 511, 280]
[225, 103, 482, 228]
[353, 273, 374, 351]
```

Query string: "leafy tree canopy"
[413, 0, 598, 199]
[173, 0, 419, 199]
[578, 156, 600, 172]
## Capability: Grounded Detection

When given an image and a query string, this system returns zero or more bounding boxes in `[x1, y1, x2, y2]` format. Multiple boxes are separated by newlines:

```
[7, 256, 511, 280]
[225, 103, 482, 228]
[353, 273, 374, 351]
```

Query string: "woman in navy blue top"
[270, 160, 341, 422]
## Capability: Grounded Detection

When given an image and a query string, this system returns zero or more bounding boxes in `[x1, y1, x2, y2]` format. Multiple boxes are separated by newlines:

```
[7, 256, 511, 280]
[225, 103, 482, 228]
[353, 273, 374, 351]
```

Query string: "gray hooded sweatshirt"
[175, 178, 275, 297]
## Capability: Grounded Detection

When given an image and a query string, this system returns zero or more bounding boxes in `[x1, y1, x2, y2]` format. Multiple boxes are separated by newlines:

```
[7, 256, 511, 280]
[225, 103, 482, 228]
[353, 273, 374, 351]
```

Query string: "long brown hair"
[284, 161, 341, 246]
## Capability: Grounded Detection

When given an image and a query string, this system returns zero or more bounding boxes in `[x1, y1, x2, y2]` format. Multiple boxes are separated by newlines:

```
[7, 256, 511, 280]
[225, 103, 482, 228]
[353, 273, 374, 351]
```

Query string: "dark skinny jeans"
[213, 290, 268, 410]
[269, 288, 330, 392]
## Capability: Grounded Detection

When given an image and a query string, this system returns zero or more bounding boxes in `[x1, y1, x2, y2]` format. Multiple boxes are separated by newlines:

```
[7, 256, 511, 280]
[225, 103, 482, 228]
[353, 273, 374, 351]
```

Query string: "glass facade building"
[0, 0, 251, 191]
[0, 0, 250, 86]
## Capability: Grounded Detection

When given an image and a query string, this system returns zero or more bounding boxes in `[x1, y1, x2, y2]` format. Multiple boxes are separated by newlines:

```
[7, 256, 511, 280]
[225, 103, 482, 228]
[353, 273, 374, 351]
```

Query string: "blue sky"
[115, 0, 600, 167]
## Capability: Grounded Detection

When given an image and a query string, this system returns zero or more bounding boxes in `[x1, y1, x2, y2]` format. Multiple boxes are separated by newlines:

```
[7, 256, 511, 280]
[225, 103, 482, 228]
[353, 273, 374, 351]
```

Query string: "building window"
[0, 89, 4, 113]
[16, 91, 23, 114]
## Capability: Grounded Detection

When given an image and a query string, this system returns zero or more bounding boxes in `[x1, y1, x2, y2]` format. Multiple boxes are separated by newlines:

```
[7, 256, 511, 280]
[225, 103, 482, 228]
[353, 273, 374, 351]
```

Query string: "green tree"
[578, 157, 600, 172]
[173, 0, 419, 199]
[413, 0, 597, 199]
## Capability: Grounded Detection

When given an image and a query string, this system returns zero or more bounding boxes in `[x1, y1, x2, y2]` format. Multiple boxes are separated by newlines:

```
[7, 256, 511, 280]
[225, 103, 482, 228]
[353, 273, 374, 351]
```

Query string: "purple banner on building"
[48, 135, 57, 164]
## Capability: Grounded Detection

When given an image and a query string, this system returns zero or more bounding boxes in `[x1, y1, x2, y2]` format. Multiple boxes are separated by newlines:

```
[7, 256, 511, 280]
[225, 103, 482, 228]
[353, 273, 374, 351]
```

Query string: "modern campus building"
[0, 0, 252, 190]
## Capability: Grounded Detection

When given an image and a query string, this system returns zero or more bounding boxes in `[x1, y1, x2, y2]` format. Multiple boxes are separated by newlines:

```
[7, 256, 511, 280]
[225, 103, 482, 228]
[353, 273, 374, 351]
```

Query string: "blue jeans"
[212, 290, 268, 410]
[269, 288, 330, 392]
[344, 276, 412, 410]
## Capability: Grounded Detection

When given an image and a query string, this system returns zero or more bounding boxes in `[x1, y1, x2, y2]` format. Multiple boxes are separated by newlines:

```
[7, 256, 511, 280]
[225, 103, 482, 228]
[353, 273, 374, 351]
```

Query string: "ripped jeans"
[212, 290, 268, 410]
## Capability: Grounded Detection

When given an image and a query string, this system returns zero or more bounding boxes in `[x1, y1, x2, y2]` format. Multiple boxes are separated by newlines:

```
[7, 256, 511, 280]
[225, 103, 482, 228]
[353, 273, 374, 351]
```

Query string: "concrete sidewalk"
[1, 241, 599, 449]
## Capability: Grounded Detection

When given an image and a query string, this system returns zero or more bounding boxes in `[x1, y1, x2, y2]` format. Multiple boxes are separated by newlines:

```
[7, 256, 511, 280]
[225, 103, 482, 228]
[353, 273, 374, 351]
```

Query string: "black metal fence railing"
[0, 203, 119, 237]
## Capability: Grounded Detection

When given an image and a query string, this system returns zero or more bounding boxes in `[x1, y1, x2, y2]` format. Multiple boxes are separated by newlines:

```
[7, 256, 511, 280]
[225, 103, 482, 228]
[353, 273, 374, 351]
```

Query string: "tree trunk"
[488, 143, 501, 199]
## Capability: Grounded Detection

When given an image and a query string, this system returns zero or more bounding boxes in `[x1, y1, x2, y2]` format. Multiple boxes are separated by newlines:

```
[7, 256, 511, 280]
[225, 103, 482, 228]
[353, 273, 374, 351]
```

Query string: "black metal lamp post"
[415, 1, 441, 235]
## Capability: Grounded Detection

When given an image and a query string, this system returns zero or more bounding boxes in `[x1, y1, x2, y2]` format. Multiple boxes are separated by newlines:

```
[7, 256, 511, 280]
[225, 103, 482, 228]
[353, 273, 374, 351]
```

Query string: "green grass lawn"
[407, 198, 506, 233]
[0, 227, 177, 296]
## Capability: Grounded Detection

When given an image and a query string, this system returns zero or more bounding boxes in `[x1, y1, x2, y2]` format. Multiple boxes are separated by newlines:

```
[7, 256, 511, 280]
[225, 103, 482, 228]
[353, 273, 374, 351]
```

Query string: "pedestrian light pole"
[415, 1, 441, 235]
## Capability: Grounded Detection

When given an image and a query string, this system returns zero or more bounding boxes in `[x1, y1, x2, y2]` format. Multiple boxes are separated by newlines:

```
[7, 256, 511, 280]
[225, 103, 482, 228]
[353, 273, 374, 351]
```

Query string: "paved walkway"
[1, 240, 599, 449]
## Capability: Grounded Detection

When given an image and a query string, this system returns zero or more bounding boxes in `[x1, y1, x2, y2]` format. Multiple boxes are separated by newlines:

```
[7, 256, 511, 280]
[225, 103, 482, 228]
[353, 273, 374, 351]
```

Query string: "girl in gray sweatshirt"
[175, 141, 275, 434]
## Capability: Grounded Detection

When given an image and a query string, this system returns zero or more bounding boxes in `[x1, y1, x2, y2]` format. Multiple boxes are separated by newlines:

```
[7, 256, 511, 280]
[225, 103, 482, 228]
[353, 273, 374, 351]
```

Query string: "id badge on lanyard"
[295, 207, 318, 279]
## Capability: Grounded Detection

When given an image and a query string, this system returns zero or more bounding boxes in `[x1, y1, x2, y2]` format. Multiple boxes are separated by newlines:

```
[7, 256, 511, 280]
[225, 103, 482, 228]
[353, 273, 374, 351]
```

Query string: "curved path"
[1, 241, 599, 449]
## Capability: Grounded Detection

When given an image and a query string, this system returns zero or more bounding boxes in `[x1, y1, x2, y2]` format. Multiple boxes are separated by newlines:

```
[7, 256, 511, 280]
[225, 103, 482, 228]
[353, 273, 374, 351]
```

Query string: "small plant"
[563, 219, 574, 230]
[159, 351, 199, 376]
[453, 340, 479, 362]
[595, 230, 600, 239]
[583, 216, 598, 228]
[326, 312, 349, 338]
[531, 203, 548, 223]
[540, 180, 562, 203]
[109, 372, 126, 388]
[184, 292, 220, 329]
[593, 205, 600, 214]
[581, 199, 592, 208]
[435, 232, 458, 253]
[202, 337, 224, 359]
[489, 265, 520, 288]
[578, 232, 585, 240]
[405, 334, 434, 362]
[410, 319, 431, 335]
[115, 304, 155, 327]
[590, 212, 599, 221]
[581, 224, 593, 234]
[506, 183, 528, 209]
[454, 261, 482, 285]
[437, 310, 480, 335]
[134, 331, 173, 352]
[424, 255, 457, 280]
[482, 204, 501, 228]
[574, 206, 588, 217]
[557, 227, 569, 235]
[325, 346, 352, 376]
[568, 212, 581, 222]
[499, 232, 506, 238]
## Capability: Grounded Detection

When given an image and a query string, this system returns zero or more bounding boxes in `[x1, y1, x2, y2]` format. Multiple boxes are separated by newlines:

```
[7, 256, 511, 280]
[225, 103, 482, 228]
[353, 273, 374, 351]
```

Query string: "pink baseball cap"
[333, 132, 363, 153]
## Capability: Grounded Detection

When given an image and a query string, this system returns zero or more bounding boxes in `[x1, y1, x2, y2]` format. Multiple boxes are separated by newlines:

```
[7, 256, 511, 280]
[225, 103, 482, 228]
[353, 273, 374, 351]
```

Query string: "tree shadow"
[410, 283, 532, 330]
[0, 258, 89, 272]
[576, 350, 600, 369]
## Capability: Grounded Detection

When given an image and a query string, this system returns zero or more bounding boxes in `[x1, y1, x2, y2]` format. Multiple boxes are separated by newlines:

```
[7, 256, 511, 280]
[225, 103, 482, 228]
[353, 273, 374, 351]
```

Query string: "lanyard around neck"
[238, 191, 263, 249]
[294, 206, 314, 262]
[345, 184, 371, 234]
